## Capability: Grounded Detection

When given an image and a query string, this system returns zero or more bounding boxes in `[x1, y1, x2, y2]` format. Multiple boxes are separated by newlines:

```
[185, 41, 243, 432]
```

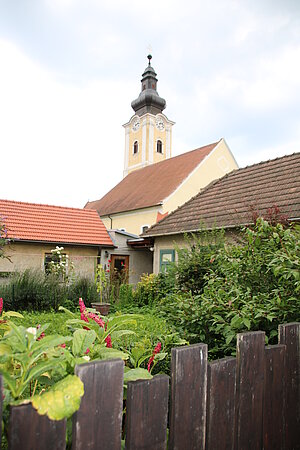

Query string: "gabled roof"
[84, 141, 220, 215]
[143, 153, 300, 237]
[0, 199, 113, 246]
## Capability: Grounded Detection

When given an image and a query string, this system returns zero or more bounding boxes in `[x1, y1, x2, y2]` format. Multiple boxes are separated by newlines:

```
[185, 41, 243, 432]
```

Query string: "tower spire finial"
[147, 54, 152, 66]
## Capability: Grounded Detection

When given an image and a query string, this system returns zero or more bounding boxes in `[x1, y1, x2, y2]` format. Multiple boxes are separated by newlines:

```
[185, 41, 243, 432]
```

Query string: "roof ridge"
[142, 152, 300, 236]
[238, 151, 300, 171]
[124, 139, 221, 177]
[0, 198, 92, 213]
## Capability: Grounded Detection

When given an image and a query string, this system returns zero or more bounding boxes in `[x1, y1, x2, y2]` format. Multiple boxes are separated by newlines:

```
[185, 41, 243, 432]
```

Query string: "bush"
[160, 220, 300, 359]
[0, 270, 99, 311]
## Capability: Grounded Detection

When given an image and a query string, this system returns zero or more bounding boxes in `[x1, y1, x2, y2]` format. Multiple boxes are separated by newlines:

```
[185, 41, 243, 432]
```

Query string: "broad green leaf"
[31, 335, 72, 361]
[243, 318, 251, 330]
[1, 371, 17, 397]
[123, 368, 152, 384]
[58, 306, 77, 318]
[3, 311, 23, 319]
[32, 375, 84, 420]
[24, 357, 65, 385]
[96, 347, 129, 360]
[111, 330, 136, 340]
[72, 329, 96, 356]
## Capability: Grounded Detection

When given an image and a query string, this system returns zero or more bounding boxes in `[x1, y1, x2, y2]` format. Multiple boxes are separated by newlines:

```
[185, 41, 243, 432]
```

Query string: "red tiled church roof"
[84, 141, 220, 215]
[144, 153, 300, 236]
[0, 199, 113, 246]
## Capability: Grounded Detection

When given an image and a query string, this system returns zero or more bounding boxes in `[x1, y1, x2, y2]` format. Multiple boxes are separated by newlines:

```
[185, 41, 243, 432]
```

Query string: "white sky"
[0, 0, 299, 208]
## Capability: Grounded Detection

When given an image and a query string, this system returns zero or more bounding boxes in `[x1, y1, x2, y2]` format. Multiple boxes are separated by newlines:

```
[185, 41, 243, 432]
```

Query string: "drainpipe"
[108, 215, 113, 229]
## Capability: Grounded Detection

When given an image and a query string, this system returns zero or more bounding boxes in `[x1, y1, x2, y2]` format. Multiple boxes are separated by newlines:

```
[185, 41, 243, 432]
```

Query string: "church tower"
[123, 55, 175, 177]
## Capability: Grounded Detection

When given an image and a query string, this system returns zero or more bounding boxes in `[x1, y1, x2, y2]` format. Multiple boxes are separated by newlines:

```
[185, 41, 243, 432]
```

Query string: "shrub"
[160, 220, 300, 359]
[0, 270, 99, 311]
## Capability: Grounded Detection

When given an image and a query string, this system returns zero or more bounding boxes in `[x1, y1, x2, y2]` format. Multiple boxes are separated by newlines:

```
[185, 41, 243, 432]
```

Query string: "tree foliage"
[160, 219, 300, 358]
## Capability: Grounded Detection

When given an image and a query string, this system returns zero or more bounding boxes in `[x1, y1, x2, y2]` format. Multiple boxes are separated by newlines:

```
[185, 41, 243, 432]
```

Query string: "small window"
[157, 140, 163, 154]
[141, 225, 149, 233]
[159, 249, 175, 272]
[44, 253, 60, 274]
[133, 141, 138, 154]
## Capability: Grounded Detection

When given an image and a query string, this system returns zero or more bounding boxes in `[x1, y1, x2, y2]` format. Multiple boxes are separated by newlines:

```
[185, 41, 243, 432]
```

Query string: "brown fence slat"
[206, 357, 236, 450]
[263, 344, 286, 450]
[8, 403, 66, 450]
[72, 358, 124, 450]
[125, 374, 169, 450]
[169, 343, 208, 450]
[279, 322, 300, 450]
[235, 331, 265, 450]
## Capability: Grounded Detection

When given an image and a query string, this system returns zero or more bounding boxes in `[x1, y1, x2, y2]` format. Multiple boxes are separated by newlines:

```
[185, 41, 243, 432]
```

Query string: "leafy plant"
[160, 219, 300, 358]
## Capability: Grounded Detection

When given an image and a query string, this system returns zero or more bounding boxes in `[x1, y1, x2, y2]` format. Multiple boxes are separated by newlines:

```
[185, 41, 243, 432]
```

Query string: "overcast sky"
[0, 0, 299, 208]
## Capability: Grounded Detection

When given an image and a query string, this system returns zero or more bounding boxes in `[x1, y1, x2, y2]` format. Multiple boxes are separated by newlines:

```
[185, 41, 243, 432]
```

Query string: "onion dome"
[131, 55, 166, 116]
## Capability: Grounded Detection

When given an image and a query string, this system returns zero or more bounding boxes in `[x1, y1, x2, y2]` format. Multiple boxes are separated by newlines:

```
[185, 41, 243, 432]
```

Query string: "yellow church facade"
[85, 56, 238, 236]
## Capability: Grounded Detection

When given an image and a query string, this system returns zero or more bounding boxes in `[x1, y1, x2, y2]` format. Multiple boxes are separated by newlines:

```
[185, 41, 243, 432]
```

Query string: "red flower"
[88, 312, 105, 328]
[60, 343, 66, 348]
[105, 334, 112, 348]
[79, 297, 86, 313]
[85, 347, 90, 354]
[0, 298, 3, 315]
[147, 342, 162, 372]
[108, 259, 111, 263]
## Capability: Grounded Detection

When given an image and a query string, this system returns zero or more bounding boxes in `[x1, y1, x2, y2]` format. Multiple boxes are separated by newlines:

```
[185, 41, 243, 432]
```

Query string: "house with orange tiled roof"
[142, 153, 300, 273]
[0, 199, 114, 279]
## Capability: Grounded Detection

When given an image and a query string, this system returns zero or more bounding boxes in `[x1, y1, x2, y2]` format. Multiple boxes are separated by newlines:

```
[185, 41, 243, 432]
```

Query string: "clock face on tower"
[132, 119, 140, 132]
[155, 117, 165, 131]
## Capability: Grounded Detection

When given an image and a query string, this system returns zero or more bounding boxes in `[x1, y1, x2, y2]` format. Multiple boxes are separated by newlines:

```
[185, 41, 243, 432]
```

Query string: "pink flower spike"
[0, 298, 3, 315]
[88, 312, 105, 328]
[154, 342, 162, 354]
[79, 297, 86, 313]
[147, 342, 162, 372]
[147, 356, 154, 372]
[85, 347, 90, 354]
[60, 343, 66, 348]
[105, 334, 112, 348]
[81, 312, 89, 323]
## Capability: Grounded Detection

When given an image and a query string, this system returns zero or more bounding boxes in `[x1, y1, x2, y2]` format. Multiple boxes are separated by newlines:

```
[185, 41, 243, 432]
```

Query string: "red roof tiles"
[85, 141, 220, 215]
[0, 199, 113, 246]
[144, 153, 300, 236]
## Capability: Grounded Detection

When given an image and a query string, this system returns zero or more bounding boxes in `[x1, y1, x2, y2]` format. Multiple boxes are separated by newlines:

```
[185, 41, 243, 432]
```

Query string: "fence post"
[263, 344, 286, 450]
[235, 331, 265, 450]
[8, 403, 66, 450]
[125, 374, 169, 450]
[279, 322, 300, 450]
[72, 359, 124, 450]
[169, 343, 208, 450]
[206, 357, 236, 450]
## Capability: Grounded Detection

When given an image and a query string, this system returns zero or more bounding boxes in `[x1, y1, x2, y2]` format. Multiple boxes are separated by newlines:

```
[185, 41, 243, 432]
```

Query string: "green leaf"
[123, 368, 153, 384]
[96, 347, 129, 360]
[243, 318, 251, 330]
[32, 375, 84, 420]
[3, 311, 24, 319]
[58, 306, 77, 318]
[24, 357, 65, 385]
[72, 329, 96, 357]
[111, 330, 136, 340]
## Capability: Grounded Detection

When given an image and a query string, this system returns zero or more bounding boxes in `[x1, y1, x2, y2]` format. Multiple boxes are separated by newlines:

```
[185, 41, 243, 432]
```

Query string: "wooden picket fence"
[1, 322, 299, 450]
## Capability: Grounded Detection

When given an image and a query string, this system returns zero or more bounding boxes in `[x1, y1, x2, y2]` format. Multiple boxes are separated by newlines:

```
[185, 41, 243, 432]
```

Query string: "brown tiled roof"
[84, 141, 220, 215]
[143, 153, 300, 236]
[0, 199, 113, 246]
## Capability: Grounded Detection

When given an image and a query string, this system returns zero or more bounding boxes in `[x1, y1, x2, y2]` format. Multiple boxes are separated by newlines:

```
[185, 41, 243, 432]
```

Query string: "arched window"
[133, 141, 138, 154]
[157, 139, 163, 154]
